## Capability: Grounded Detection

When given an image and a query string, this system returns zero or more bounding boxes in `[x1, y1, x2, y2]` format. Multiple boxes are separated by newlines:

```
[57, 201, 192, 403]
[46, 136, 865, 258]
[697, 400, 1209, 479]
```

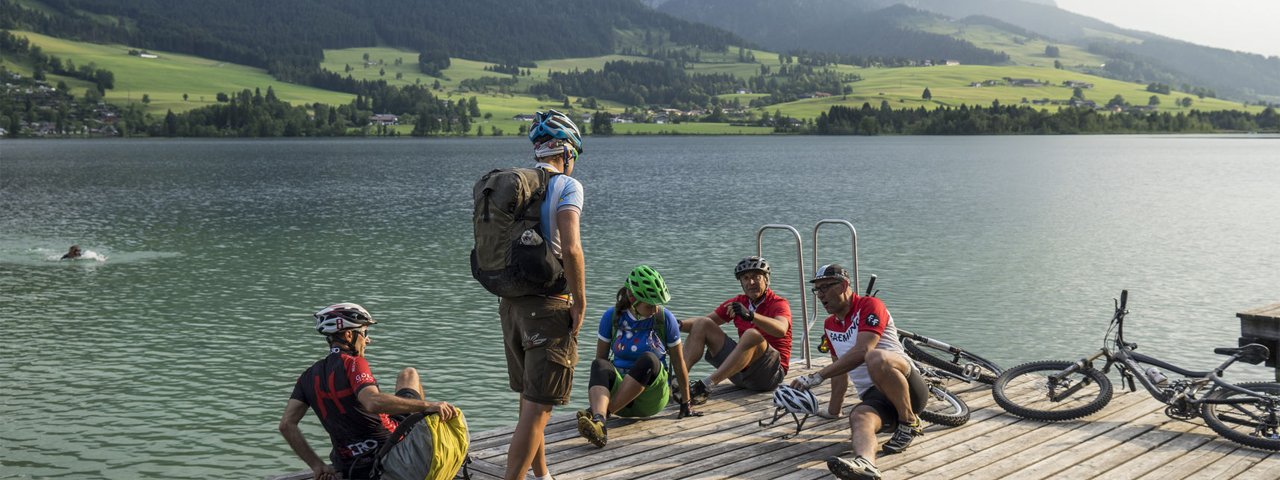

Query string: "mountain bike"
[992, 290, 1280, 451]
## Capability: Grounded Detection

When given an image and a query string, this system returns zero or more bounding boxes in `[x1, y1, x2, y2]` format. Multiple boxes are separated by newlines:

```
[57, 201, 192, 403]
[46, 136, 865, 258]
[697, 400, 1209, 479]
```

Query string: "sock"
[534, 475, 554, 480]
[703, 375, 721, 386]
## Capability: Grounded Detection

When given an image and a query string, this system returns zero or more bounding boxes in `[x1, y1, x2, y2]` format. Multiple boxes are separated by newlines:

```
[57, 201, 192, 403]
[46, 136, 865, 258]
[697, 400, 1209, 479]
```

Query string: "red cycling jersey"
[290, 349, 399, 471]
[714, 289, 793, 371]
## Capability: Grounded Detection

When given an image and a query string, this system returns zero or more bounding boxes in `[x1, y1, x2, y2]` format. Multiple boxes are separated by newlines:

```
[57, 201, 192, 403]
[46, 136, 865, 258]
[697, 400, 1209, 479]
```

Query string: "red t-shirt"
[714, 289, 793, 371]
[290, 349, 399, 470]
[821, 295, 904, 393]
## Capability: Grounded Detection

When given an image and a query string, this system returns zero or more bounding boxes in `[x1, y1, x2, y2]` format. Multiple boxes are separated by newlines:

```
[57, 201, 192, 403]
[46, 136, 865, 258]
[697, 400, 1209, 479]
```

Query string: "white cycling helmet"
[314, 303, 377, 334]
[773, 385, 820, 415]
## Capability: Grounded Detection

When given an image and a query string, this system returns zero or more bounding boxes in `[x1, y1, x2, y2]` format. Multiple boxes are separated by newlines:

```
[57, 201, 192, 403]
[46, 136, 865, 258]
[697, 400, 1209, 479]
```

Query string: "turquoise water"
[2, 136, 1278, 478]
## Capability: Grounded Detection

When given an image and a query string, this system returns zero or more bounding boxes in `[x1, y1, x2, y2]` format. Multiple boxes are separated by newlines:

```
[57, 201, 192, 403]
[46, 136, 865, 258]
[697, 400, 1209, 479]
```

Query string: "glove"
[729, 302, 754, 322]
[678, 401, 702, 419]
[797, 373, 825, 389]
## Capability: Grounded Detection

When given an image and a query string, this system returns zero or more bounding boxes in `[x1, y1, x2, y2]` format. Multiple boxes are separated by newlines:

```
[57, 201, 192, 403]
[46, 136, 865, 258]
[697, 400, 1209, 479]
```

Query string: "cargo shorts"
[499, 295, 578, 405]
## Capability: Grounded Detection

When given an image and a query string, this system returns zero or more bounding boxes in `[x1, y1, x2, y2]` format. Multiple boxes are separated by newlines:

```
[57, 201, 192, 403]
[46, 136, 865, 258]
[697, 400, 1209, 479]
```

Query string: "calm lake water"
[2, 135, 1278, 478]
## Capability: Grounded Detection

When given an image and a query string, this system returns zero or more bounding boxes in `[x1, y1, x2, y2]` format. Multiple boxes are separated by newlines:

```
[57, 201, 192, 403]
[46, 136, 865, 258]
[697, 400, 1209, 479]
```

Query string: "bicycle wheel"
[1200, 382, 1280, 451]
[992, 360, 1113, 421]
[903, 338, 1002, 385]
[918, 384, 969, 427]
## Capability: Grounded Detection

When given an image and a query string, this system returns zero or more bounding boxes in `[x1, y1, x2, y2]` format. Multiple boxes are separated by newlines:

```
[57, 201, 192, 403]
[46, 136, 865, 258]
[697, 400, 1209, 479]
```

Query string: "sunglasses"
[810, 282, 844, 295]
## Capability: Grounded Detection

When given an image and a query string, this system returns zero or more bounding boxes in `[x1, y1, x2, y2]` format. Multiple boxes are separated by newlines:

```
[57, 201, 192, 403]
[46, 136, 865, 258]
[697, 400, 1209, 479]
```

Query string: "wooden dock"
[271, 357, 1280, 479]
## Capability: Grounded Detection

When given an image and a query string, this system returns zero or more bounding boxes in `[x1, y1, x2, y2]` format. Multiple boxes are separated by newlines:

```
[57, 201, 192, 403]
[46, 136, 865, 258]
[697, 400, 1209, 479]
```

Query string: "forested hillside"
[656, 0, 1280, 102]
[658, 1, 1010, 65]
[0, 0, 744, 83]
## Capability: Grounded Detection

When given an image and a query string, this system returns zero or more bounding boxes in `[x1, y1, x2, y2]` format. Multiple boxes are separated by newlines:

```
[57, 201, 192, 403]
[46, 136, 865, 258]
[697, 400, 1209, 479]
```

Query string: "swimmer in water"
[61, 245, 82, 260]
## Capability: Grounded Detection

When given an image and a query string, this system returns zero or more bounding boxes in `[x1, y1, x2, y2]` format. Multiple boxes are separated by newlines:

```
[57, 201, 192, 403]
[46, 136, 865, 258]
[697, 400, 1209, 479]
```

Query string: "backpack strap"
[369, 412, 428, 476]
[608, 306, 670, 365]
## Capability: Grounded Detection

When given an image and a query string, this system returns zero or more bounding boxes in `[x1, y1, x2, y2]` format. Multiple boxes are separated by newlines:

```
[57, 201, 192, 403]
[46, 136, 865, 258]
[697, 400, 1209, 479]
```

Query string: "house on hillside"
[944, 60, 960, 66]
[369, 114, 399, 125]
[1062, 80, 1094, 89]
[1069, 98, 1098, 108]
[513, 114, 536, 121]
[1005, 78, 1041, 87]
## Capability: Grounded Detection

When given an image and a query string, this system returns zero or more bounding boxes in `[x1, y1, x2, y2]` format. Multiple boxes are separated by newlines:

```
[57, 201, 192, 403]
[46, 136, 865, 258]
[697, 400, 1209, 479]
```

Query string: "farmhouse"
[1063, 80, 1094, 89]
[369, 113, 398, 125]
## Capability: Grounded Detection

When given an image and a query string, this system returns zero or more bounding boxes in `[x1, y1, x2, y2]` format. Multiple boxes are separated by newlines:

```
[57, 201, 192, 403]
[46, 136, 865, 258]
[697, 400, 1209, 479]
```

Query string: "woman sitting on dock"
[576, 265, 698, 447]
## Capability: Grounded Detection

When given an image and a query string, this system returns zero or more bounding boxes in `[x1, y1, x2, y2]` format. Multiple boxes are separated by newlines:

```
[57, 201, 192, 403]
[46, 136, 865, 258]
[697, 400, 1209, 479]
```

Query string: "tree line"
[2, 0, 743, 92]
[812, 102, 1280, 135]
[530, 60, 742, 109]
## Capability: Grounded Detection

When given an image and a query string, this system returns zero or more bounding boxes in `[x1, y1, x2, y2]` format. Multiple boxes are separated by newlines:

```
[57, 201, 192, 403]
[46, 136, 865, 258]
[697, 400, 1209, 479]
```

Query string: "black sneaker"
[826, 455, 881, 480]
[881, 418, 923, 455]
[576, 412, 608, 448]
[689, 379, 710, 406]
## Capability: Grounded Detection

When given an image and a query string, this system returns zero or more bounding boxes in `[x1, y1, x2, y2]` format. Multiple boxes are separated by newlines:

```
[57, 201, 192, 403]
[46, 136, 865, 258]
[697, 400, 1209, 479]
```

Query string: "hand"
[728, 302, 753, 322]
[427, 401, 457, 421]
[310, 462, 337, 480]
[678, 401, 702, 419]
[818, 408, 843, 420]
[569, 300, 585, 336]
[789, 373, 824, 390]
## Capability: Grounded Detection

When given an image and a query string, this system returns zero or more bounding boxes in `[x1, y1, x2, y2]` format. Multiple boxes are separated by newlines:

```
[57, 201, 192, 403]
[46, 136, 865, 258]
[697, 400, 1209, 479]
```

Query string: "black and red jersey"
[290, 349, 399, 470]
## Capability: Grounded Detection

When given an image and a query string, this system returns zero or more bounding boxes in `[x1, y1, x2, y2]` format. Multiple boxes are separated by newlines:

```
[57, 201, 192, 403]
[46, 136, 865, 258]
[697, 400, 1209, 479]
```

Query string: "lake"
[2, 135, 1278, 478]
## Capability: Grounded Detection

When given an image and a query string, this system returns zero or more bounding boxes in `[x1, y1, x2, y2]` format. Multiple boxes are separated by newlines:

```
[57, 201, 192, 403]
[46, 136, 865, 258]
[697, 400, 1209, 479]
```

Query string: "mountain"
[655, 0, 1280, 102]
[0, 0, 745, 68]
[656, 1, 1009, 65]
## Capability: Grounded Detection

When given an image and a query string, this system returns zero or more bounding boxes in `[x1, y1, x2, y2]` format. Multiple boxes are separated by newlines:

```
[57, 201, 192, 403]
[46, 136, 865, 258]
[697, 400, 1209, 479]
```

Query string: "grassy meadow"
[6, 29, 1266, 136]
[11, 30, 354, 114]
[768, 64, 1263, 120]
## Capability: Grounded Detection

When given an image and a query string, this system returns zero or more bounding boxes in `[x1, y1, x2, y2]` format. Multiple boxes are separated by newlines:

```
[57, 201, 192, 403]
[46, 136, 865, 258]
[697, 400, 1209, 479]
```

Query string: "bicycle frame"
[1055, 290, 1277, 411]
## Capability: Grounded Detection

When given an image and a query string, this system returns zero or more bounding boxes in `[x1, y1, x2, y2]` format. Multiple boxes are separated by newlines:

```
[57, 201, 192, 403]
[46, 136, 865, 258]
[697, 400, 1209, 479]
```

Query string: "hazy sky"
[1055, 0, 1280, 58]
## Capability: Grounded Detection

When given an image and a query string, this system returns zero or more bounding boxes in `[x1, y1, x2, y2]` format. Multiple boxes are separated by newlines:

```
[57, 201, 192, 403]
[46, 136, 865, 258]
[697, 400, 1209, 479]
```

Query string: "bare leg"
[506, 398, 553, 480]
[682, 317, 728, 370]
[708, 328, 766, 384]
[865, 350, 917, 424]
[588, 385, 611, 417]
[606, 376, 646, 415]
[395, 367, 423, 397]
[849, 406, 883, 464]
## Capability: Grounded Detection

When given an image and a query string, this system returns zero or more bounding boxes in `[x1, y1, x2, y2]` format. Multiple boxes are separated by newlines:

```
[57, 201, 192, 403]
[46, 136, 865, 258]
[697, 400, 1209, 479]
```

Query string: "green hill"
[7, 30, 353, 114]
[4, 28, 1265, 137]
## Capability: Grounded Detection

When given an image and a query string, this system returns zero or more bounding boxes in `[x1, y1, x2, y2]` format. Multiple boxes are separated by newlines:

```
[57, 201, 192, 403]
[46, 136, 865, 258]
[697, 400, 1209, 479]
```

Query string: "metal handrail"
[810, 220, 859, 367]
[756, 225, 811, 368]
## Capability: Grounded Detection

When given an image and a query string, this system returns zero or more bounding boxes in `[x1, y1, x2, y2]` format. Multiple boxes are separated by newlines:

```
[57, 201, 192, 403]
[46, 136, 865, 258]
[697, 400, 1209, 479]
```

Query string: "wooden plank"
[1237, 303, 1280, 319]
[1229, 451, 1280, 479]
[1097, 423, 1238, 479]
[1010, 410, 1200, 480]
[1134, 437, 1243, 480]
[1193, 446, 1271, 479]
[906, 389, 1155, 480]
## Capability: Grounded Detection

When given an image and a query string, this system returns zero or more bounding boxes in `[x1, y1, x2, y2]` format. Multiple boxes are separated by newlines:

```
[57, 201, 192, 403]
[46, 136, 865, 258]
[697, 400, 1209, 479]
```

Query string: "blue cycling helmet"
[528, 109, 583, 154]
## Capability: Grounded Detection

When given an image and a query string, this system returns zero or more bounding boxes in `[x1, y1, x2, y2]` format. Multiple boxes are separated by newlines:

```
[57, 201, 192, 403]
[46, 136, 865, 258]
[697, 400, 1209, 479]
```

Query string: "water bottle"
[1145, 367, 1169, 387]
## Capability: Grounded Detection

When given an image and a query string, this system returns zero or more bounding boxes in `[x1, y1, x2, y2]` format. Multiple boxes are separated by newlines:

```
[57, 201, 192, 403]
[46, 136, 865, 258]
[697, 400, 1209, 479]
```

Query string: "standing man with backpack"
[471, 110, 585, 480]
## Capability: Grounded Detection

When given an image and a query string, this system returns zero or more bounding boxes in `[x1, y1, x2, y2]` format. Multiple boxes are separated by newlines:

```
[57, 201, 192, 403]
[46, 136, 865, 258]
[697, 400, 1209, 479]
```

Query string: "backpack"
[470, 167, 566, 297]
[608, 306, 675, 376]
[374, 409, 471, 480]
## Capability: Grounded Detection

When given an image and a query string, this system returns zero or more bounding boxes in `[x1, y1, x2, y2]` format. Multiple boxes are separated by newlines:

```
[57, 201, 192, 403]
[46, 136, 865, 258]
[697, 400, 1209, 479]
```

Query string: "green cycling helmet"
[626, 265, 671, 305]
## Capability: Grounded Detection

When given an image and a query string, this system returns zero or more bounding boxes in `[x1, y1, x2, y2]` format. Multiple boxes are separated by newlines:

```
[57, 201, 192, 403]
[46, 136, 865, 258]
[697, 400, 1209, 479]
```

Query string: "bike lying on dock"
[992, 290, 1280, 450]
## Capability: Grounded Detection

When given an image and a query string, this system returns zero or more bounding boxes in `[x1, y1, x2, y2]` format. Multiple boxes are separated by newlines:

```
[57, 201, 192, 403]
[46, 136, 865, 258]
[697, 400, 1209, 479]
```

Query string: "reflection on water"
[2, 136, 1278, 479]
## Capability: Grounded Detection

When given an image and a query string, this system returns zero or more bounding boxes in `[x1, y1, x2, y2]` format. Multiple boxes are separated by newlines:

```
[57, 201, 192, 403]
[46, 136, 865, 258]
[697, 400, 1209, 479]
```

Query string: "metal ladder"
[755, 219, 858, 369]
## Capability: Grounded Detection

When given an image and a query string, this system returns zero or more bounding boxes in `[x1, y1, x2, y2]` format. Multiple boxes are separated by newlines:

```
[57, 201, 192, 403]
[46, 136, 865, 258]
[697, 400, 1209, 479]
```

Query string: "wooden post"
[1237, 303, 1280, 382]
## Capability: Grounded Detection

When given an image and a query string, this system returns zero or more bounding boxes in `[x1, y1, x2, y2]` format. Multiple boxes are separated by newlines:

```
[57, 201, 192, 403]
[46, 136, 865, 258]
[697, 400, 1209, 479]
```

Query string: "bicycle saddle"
[1214, 343, 1270, 365]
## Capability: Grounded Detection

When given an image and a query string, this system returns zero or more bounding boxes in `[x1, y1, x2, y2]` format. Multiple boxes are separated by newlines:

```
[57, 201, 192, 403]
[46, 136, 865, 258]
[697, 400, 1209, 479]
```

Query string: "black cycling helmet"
[735, 256, 770, 279]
